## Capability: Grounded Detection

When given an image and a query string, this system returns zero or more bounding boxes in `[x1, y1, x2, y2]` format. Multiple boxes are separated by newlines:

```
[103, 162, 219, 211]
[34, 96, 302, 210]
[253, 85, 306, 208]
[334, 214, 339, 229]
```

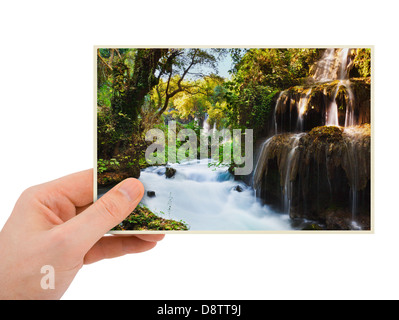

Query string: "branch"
[97, 49, 113, 71]
[176, 49, 198, 89]
[155, 49, 199, 117]
[115, 48, 122, 58]
[109, 49, 115, 65]
[156, 72, 174, 117]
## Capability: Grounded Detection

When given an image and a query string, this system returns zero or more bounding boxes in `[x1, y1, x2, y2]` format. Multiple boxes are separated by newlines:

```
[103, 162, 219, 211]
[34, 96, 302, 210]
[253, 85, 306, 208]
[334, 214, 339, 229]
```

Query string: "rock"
[112, 205, 189, 231]
[233, 185, 243, 192]
[165, 167, 176, 178]
[324, 207, 370, 230]
[97, 171, 130, 187]
[273, 78, 370, 132]
[147, 191, 156, 198]
[253, 124, 371, 227]
[301, 223, 324, 230]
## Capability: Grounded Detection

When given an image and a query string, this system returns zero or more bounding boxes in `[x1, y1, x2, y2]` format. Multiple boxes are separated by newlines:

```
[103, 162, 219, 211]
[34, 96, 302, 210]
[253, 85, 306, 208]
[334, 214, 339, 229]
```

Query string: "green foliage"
[222, 48, 320, 136]
[97, 158, 120, 173]
[97, 48, 168, 158]
[154, 75, 227, 129]
[352, 48, 371, 78]
[231, 48, 319, 90]
[98, 48, 226, 160]
[147, 120, 203, 164]
[97, 104, 134, 158]
[113, 205, 189, 231]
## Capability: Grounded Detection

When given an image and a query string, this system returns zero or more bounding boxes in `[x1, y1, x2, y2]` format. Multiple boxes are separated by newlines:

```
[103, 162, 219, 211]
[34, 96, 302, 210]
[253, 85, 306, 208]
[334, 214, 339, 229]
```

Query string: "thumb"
[62, 178, 144, 251]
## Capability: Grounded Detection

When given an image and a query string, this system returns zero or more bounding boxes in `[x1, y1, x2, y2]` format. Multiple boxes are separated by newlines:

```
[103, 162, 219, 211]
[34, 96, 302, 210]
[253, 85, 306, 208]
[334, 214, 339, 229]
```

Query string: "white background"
[0, 0, 396, 300]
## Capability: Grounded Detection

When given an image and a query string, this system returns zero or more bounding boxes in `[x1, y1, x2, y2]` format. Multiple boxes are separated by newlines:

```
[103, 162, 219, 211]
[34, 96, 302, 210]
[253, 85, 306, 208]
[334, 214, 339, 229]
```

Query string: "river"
[138, 159, 293, 231]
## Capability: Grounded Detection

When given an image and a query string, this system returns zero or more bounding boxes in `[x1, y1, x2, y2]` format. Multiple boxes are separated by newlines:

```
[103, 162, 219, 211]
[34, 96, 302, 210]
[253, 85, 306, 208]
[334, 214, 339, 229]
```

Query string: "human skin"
[0, 169, 164, 300]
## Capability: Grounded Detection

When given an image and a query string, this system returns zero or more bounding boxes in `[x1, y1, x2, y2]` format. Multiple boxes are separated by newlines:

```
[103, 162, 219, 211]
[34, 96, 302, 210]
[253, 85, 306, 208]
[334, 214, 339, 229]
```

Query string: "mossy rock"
[112, 205, 189, 231]
[301, 223, 324, 230]
[306, 125, 343, 143]
[97, 171, 130, 187]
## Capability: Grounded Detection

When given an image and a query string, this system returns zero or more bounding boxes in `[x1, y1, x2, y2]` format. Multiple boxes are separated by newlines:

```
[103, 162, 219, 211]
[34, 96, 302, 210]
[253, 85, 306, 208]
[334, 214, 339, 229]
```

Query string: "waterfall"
[252, 137, 274, 193]
[272, 49, 356, 133]
[312, 48, 336, 82]
[252, 48, 370, 229]
[325, 83, 341, 126]
[312, 48, 351, 82]
[281, 134, 305, 214]
[322, 48, 354, 127]
[338, 48, 350, 80]
[296, 88, 313, 131]
[344, 81, 356, 127]
[252, 133, 304, 215]
[203, 113, 210, 133]
[342, 125, 370, 228]
[325, 79, 356, 127]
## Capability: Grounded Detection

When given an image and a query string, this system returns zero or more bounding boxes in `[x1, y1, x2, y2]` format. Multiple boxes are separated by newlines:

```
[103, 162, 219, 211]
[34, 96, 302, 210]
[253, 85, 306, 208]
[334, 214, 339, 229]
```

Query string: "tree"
[108, 48, 168, 122]
[97, 48, 168, 157]
[97, 48, 226, 158]
[223, 48, 321, 135]
[153, 48, 226, 117]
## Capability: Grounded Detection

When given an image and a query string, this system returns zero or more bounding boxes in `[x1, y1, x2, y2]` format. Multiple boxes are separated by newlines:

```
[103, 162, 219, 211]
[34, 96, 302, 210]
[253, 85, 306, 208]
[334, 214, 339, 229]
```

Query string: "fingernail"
[118, 178, 143, 202]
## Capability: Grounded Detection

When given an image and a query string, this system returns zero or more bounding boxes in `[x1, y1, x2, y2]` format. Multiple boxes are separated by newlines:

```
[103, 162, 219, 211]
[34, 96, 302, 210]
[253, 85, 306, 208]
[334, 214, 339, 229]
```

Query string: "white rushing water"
[281, 133, 305, 215]
[319, 48, 355, 127]
[325, 79, 356, 127]
[138, 159, 292, 231]
[325, 83, 341, 126]
[312, 48, 337, 82]
[296, 88, 313, 131]
[312, 48, 350, 82]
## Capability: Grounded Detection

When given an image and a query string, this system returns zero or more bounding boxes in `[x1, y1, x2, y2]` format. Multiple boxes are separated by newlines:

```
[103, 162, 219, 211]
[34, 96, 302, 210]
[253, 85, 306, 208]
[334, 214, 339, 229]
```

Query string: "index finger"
[42, 169, 94, 207]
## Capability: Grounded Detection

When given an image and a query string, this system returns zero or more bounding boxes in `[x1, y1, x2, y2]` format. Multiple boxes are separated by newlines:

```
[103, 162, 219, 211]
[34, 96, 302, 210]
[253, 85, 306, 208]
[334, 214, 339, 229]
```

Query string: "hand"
[0, 169, 164, 300]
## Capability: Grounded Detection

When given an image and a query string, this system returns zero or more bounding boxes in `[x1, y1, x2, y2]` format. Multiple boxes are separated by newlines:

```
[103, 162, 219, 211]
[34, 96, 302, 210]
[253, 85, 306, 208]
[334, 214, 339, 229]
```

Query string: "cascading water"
[281, 134, 304, 214]
[272, 48, 356, 131]
[325, 79, 356, 127]
[139, 159, 292, 231]
[252, 133, 304, 216]
[312, 48, 337, 82]
[253, 48, 370, 229]
[342, 125, 371, 228]
[203, 113, 211, 133]
[344, 81, 355, 127]
[338, 48, 350, 80]
[312, 48, 350, 82]
[323, 49, 354, 127]
[252, 137, 274, 193]
[297, 88, 313, 131]
[326, 84, 340, 126]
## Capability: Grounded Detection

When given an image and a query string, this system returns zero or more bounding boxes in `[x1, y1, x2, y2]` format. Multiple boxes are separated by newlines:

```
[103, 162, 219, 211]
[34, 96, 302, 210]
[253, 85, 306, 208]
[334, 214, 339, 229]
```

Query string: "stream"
[138, 159, 293, 231]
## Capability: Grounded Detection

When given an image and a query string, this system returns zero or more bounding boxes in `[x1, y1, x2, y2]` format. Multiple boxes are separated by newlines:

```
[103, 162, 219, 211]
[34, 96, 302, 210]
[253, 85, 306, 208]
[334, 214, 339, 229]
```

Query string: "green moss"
[352, 49, 371, 78]
[112, 205, 189, 231]
[307, 125, 343, 143]
[301, 223, 324, 230]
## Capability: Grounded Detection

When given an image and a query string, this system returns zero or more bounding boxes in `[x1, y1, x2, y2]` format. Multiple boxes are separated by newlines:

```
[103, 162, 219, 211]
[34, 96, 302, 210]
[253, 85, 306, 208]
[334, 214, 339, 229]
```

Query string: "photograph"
[95, 47, 372, 232]
[4, 0, 398, 302]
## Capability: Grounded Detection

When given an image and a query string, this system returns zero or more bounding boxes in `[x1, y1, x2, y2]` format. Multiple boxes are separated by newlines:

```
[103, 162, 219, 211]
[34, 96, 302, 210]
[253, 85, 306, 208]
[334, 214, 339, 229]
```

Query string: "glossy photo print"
[95, 47, 372, 233]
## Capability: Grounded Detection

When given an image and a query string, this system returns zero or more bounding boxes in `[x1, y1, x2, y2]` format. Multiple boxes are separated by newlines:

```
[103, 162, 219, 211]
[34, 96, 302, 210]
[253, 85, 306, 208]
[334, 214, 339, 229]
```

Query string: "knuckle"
[16, 186, 42, 211]
[20, 185, 39, 202]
